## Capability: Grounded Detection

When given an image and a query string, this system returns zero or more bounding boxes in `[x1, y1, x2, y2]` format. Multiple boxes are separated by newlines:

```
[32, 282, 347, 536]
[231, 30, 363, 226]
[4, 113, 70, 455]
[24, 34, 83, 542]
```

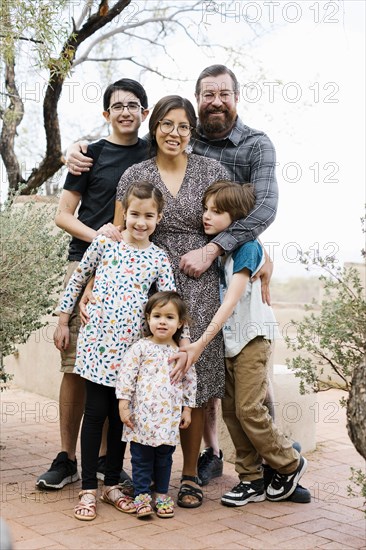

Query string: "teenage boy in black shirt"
[36, 79, 149, 491]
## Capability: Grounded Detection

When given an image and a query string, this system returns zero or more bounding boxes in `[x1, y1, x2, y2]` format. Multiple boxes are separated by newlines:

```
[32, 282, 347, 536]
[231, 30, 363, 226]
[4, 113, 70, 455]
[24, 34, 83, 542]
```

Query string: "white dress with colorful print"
[60, 236, 176, 387]
[116, 338, 197, 447]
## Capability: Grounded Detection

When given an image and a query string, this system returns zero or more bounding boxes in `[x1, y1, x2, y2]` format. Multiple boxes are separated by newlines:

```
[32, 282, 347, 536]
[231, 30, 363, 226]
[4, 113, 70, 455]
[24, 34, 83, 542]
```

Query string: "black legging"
[81, 379, 126, 490]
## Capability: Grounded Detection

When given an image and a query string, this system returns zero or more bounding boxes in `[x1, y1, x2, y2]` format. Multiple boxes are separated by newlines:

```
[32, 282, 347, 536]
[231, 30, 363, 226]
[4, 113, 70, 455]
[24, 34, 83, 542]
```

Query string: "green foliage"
[348, 467, 366, 514]
[0, 0, 71, 69]
[285, 253, 366, 395]
[0, 196, 68, 385]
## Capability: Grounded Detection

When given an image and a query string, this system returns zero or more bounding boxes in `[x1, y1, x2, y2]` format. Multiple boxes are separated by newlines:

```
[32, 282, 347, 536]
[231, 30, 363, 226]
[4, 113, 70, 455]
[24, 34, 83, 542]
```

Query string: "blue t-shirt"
[232, 240, 263, 276]
[221, 240, 263, 291]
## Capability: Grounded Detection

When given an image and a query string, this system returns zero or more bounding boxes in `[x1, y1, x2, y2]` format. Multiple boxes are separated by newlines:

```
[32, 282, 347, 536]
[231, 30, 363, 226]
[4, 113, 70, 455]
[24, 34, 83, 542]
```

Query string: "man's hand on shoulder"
[65, 141, 93, 175]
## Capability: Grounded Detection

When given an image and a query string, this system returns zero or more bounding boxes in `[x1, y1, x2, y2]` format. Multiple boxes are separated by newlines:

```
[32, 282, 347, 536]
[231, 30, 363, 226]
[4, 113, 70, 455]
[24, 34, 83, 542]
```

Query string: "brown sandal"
[100, 485, 136, 514]
[74, 489, 97, 521]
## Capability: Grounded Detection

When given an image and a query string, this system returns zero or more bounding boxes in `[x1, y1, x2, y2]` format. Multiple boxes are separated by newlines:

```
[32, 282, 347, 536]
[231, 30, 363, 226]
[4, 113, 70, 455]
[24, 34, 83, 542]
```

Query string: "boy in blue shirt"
[183, 180, 308, 506]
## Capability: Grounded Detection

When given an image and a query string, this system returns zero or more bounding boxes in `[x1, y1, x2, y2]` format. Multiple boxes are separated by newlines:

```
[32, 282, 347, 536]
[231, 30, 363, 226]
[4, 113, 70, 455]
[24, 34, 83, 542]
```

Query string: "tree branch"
[82, 56, 189, 81]
[73, 4, 204, 68]
[315, 349, 351, 388]
[0, 34, 44, 44]
[20, 0, 132, 194]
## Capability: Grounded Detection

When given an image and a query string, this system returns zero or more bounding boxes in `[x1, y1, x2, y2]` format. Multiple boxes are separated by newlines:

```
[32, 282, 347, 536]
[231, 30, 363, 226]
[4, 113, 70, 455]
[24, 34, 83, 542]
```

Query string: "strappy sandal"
[134, 493, 153, 518]
[155, 495, 175, 518]
[177, 475, 203, 509]
[74, 489, 97, 521]
[100, 485, 136, 514]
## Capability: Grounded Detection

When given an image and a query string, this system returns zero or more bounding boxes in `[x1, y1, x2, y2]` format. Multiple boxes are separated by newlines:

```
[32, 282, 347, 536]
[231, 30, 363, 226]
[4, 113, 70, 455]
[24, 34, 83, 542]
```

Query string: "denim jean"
[130, 441, 175, 495]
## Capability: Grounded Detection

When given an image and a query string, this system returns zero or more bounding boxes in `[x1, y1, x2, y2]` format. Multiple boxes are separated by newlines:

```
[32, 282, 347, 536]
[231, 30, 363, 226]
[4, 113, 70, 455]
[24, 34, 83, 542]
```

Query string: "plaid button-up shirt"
[191, 116, 278, 252]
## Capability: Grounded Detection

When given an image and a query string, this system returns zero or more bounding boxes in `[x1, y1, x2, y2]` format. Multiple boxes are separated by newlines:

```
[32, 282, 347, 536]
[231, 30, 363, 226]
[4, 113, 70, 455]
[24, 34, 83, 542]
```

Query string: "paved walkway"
[1, 386, 365, 549]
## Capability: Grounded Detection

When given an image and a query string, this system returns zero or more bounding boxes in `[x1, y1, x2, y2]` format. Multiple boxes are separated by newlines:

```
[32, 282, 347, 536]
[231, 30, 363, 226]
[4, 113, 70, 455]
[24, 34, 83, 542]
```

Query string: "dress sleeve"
[115, 341, 142, 400]
[58, 236, 105, 314]
[182, 366, 197, 408]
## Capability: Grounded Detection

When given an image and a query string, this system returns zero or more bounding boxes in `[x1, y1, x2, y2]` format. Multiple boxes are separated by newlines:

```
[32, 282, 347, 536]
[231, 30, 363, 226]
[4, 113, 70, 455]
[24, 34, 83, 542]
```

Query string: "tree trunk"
[0, 60, 26, 192]
[347, 357, 366, 459]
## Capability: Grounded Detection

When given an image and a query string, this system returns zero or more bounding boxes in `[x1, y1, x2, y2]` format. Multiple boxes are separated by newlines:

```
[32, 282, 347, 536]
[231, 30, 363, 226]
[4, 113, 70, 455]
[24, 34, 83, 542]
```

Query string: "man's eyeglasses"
[200, 91, 235, 103]
[108, 102, 143, 114]
[158, 120, 192, 137]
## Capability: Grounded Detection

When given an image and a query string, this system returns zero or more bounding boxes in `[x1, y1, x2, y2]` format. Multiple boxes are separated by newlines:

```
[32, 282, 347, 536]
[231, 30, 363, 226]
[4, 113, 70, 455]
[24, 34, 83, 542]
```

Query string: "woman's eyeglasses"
[158, 120, 192, 137]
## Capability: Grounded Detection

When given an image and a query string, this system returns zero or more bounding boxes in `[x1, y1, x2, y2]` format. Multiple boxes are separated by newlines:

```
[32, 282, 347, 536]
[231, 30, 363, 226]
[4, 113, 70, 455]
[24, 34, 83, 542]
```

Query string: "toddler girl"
[54, 181, 177, 521]
[117, 291, 196, 519]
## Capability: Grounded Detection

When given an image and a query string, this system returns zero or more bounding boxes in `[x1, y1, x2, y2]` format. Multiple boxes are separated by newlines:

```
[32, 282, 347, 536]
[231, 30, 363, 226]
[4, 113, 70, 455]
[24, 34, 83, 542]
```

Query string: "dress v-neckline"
[154, 156, 189, 199]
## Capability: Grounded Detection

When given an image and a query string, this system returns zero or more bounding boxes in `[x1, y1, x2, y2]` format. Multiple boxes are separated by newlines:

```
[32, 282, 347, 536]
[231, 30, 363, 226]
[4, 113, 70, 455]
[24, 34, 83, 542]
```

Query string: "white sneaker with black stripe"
[221, 478, 266, 507]
[266, 456, 308, 501]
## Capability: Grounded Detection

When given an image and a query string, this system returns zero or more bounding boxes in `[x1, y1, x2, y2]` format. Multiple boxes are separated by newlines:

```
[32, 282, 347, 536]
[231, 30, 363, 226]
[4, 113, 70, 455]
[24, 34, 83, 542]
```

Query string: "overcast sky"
[4, 1, 365, 280]
[139, 0, 365, 279]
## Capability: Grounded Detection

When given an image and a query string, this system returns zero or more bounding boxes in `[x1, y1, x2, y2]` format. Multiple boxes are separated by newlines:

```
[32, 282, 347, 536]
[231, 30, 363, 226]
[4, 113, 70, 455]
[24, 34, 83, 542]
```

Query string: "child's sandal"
[134, 493, 153, 518]
[155, 495, 175, 518]
[74, 489, 97, 521]
[100, 485, 136, 514]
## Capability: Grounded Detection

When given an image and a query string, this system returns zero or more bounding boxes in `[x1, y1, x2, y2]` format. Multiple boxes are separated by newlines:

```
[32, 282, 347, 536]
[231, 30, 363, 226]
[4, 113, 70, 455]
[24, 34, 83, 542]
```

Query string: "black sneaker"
[97, 455, 134, 495]
[263, 463, 275, 490]
[288, 484, 311, 503]
[197, 447, 223, 486]
[262, 441, 302, 490]
[221, 479, 266, 507]
[36, 452, 79, 490]
[263, 464, 310, 503]
[266, 456, 307, 501]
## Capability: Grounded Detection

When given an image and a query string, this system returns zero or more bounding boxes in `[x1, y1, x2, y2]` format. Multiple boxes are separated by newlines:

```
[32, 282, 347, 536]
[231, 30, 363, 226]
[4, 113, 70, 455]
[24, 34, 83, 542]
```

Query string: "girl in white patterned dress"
[117, 291, 196, 519]
[54, 182, 177, 521]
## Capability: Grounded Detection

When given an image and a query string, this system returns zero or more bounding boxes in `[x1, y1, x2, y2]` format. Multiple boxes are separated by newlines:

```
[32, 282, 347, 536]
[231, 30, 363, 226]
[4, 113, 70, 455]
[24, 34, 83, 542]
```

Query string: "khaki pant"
[222, 336, 299, 481]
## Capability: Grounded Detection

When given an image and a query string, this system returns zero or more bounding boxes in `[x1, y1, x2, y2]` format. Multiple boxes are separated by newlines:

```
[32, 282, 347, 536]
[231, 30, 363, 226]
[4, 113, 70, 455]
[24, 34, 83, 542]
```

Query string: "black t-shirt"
[64, 138, 149, 261]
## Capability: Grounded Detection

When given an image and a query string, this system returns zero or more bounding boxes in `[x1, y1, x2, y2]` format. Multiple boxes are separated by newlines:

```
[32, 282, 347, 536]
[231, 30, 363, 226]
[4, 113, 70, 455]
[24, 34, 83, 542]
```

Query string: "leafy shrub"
[0, 196, 68, 385]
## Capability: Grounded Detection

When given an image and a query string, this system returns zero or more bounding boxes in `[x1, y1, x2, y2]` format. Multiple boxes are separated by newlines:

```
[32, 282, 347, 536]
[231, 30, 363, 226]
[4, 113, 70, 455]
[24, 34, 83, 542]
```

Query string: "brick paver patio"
[1, 386, 365, 549]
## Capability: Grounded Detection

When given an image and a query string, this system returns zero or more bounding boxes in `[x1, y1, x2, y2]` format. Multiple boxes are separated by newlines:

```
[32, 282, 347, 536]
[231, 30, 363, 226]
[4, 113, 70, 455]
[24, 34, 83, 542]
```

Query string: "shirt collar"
[196, 116, 245, 147]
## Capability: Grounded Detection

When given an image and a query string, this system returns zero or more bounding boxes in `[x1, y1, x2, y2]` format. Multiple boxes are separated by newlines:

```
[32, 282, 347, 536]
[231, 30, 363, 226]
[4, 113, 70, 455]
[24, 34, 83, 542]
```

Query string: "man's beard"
[200, 108, 236, 136]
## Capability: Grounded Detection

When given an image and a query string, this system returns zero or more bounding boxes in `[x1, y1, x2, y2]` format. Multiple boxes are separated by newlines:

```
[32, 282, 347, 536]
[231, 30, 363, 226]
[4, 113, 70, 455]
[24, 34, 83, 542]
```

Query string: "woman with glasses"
[114, 95, 229, 510]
